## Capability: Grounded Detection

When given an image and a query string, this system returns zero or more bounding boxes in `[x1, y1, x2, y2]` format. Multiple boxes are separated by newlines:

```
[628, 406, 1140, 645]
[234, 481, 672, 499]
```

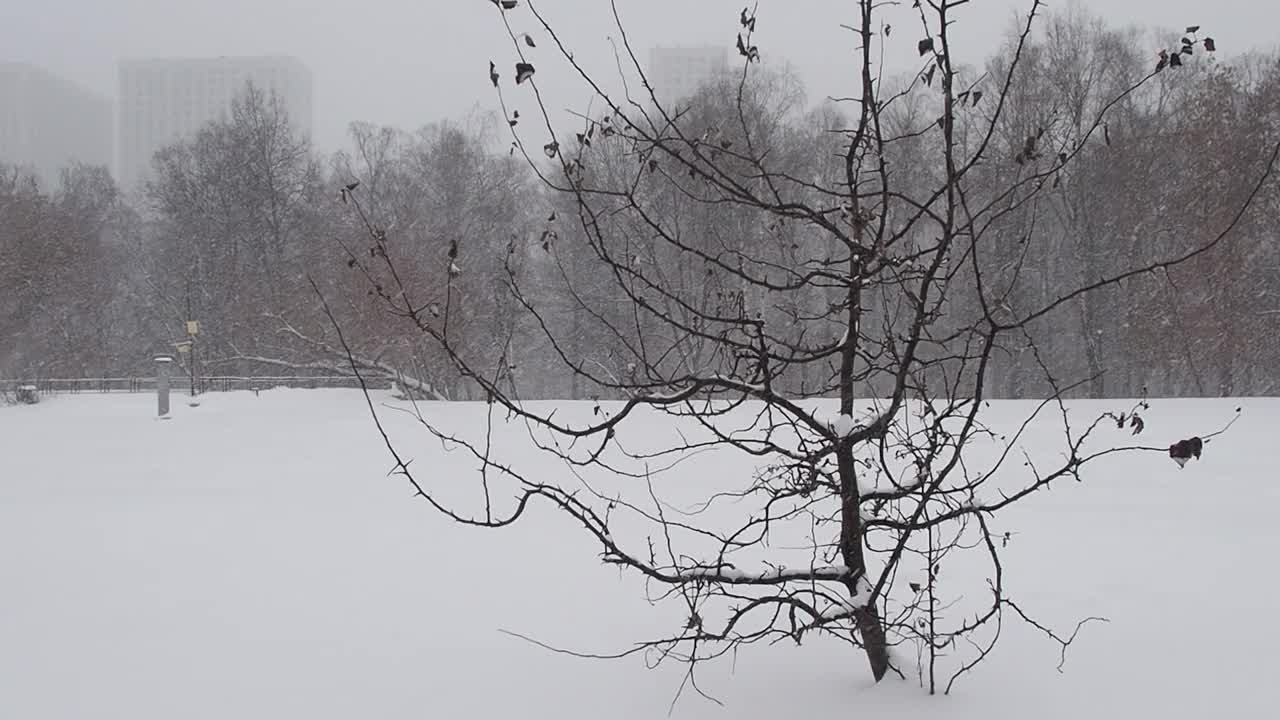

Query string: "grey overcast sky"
[1, 0, 1273, 152]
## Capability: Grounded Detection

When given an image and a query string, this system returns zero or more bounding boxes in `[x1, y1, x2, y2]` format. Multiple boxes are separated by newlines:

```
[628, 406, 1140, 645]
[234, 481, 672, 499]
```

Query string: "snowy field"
[2, 389, 1277, 718]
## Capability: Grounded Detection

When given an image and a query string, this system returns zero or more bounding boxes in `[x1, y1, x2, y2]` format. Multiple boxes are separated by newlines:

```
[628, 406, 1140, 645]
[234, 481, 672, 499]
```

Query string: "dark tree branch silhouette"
[324, 0, 1277, 701]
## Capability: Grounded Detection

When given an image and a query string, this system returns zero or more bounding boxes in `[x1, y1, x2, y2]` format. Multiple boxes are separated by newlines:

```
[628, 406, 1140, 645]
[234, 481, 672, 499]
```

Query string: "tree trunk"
[1078, 295, 1106, 398]
[855, 605, 891, 682]
[836, 260, 890, 682]
[839, 444, 891, 683]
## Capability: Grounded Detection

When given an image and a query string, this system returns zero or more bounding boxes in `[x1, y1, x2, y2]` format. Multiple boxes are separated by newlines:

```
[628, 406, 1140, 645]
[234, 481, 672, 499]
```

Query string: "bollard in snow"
[156, 355, 174, 418]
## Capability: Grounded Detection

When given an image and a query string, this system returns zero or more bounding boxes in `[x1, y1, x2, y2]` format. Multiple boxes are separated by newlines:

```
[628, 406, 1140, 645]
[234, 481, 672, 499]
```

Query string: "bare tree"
[0, 162, 136, 378]
[310, 113, 539, 398]
[979, 9, 1280, 399]
[144, 82, 327, 377]
[329, 0, 1276, 699]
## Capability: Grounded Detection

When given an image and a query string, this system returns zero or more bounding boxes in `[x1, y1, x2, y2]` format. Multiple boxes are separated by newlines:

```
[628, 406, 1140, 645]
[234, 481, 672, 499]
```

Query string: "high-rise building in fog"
[648, 46, 730, 106]
[0, 63, 113, 190]
[117, 55, 313, 190]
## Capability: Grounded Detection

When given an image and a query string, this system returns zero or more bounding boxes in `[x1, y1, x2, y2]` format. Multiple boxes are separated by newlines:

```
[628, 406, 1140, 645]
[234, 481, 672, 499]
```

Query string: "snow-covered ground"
[2, 390, 1276, 718]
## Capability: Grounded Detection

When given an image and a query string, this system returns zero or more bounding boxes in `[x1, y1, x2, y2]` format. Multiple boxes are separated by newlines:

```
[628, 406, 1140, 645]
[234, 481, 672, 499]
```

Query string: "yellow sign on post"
[186, 320, 200, 336]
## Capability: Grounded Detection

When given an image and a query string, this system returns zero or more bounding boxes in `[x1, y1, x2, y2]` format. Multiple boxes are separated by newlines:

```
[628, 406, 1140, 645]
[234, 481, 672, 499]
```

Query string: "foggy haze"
[6, 1, 1280, 716]
[2, 0, 1274, 152]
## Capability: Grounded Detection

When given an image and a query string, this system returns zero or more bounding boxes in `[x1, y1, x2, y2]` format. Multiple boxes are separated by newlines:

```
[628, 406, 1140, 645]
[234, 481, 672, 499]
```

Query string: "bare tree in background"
[0, 163, 136, 378]
[330, 0, 1276, 698]
[145, 82, 327, 378]
[979, 9, 1280, 398]
[310, 113, 538, 398]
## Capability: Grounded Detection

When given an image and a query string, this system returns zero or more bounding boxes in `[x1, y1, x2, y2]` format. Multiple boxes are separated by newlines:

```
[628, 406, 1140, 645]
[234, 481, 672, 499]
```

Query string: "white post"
[156, 356, 174, 418]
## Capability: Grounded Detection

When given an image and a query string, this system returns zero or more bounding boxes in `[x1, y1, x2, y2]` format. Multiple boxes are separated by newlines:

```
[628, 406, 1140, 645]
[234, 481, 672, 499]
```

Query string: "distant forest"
[3, 8, 1279, 399]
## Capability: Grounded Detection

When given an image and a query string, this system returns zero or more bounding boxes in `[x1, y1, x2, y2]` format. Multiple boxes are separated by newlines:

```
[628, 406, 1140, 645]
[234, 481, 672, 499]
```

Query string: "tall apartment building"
[648, 46, 730, 106]
[0, 63, 113, 190]
[117, 55, 313, 190]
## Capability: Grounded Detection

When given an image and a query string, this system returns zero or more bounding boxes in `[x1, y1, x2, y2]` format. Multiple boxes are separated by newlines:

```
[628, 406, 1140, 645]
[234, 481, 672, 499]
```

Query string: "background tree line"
[2, 8, 1278, 399]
